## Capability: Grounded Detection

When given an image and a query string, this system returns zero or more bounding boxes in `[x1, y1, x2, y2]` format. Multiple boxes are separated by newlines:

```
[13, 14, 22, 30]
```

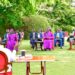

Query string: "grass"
[12, 40, 75, 75]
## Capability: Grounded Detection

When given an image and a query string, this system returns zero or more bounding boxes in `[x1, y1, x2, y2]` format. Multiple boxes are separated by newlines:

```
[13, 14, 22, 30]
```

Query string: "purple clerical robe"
[6, 33, 18, 51]
[43, 31, 54, 50]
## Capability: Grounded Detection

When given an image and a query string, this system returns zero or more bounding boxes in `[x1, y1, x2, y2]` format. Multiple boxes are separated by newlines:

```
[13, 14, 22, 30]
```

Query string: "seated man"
[0, 44, 16, 75]
[36, 30, 43, 50]
[30, 29, 37, 49]
[54, 29, 63, 48]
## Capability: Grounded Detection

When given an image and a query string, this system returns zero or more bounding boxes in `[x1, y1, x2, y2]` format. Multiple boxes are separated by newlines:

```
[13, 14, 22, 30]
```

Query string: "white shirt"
[56, 33, 60, 38]
[38, 33, 40, 38]
[33, 32, 35, 39]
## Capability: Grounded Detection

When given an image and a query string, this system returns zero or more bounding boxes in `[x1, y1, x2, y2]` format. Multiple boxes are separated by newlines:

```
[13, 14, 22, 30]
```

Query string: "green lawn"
[13, 40, 75, 75]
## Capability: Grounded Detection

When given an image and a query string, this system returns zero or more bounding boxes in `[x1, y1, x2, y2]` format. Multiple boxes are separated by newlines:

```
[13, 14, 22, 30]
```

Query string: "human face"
[10, 28, 14, 33]
[6, 29, 9, 33]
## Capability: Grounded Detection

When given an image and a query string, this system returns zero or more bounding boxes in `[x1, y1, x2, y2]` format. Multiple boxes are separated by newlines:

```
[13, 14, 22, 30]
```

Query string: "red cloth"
[0, 72, 12, 75]
[0, 54, 6, 70]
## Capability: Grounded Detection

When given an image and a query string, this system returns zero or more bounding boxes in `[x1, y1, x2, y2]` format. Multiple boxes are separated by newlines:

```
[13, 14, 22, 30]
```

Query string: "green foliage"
[23, 15, 49, 31]
[0, 1, 23, 28]
[0, 0, 75, 37]
[71, 15, 75, 25]
[22, 15, 50, 39]
[38, 0, 75, 32]
[0, 25, 5, 37]
[60, 25, 73, 32]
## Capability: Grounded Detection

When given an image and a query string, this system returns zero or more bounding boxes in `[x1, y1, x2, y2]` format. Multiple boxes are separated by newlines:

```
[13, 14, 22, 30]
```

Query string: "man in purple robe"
[43, 28, 54, 50]
[6, 28, 18, 52]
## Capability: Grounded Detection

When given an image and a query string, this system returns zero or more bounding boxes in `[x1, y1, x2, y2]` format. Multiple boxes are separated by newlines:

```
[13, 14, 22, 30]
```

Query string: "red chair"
[0, 51, 12, 75]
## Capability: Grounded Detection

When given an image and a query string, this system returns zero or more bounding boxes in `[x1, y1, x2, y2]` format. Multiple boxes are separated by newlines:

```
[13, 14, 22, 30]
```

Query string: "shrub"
[22, 15, 50, 39]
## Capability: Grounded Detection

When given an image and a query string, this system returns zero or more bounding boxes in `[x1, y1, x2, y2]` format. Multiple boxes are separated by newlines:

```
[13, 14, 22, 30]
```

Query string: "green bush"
[0, 26, 5, 38]
[60, 25, 73, 32]
[22, 15, 50, 39]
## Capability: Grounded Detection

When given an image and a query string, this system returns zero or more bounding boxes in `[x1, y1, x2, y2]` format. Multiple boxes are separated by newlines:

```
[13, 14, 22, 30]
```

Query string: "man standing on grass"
[6, 28, 18, 52]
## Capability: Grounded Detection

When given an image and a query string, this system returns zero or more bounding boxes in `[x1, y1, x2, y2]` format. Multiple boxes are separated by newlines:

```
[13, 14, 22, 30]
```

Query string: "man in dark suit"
[30, 29, 37, 49]
[37, 30, 43, 50]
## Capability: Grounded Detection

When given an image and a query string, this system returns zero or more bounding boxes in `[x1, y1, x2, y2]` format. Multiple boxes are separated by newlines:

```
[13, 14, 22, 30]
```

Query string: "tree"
[37, 0, 75, 32]
[0, 0, 75, 36]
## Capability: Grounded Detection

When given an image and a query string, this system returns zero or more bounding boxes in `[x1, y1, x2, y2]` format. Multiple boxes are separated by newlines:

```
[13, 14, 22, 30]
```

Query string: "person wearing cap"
[43, 27, 54, 50]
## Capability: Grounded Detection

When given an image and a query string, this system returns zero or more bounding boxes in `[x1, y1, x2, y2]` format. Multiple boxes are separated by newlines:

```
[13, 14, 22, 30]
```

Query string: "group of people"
[0, 27, 75, 51]
[30, 28, 65, 50]
[0, 28, 25, 75]
[0, 27, 75, 75]
[0, 28, 24, 52]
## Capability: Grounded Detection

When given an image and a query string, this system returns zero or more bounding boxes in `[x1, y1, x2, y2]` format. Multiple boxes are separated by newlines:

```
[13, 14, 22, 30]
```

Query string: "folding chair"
[0, 51, 12, 75]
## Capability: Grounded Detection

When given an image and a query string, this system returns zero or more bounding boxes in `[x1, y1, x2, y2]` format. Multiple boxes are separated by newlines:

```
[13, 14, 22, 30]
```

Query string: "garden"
[0, 0, 75, 75]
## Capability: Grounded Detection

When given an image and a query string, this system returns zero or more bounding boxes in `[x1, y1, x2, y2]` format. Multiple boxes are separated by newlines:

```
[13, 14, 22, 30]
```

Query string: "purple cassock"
[6, 33, 18, 51]
[43, 31, 54, 50]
